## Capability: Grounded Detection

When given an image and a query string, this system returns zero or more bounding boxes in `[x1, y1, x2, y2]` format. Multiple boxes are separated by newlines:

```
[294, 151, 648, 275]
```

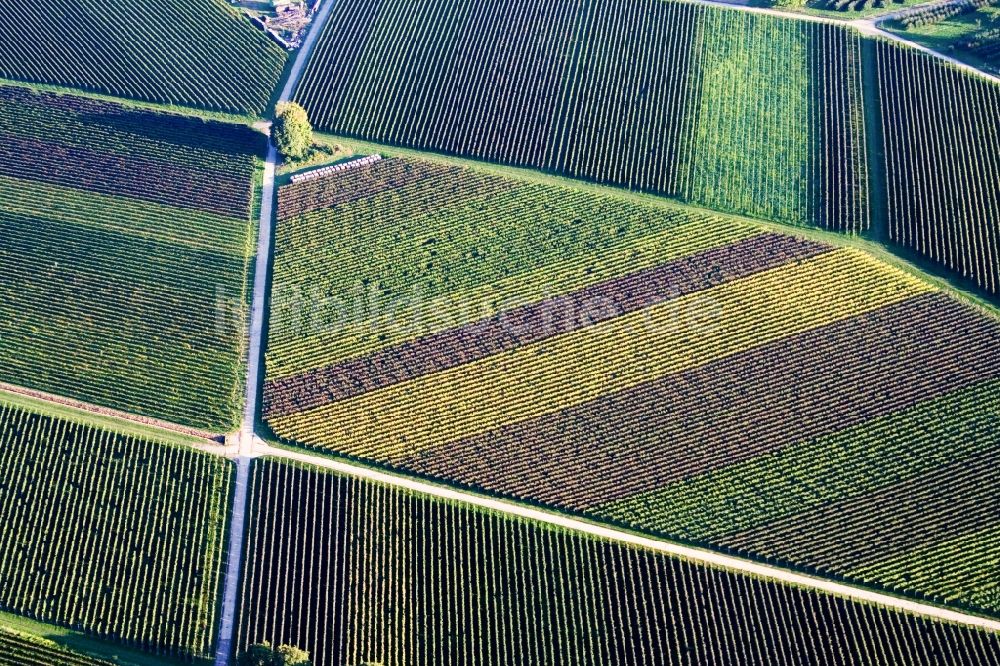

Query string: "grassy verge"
[859, 37, 889, 244]
[275, 137, 358, 178]
[883, 6, 1000, 75]
[264, 48, 299, 119]
[0, 389, 218, 450]
[0, 77, 260, 125]
[0, 611, 192, 666]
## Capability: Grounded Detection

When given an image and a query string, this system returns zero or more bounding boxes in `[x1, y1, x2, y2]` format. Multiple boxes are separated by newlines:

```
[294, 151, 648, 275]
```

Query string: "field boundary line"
[0, 77, 260, 125]
[213, 130, 274, 666]
[0, 381, 222, 443]
[208, 1, 1000, 660]
[859, 38, 890, 243]
[241, 142, 277, 448]
[260, 441, 1000, 635]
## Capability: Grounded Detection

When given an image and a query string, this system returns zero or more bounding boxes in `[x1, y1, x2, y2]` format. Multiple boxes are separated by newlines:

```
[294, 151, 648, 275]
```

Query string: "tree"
[276, 644, 311, 665]
[237, 643, 276, 666]
[237, 642, 312, 666]
[273, 102, 312, 160]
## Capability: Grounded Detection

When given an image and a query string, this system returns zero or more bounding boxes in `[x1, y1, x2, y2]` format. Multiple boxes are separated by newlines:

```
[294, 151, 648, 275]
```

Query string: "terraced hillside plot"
[264, 157, 1000, 620]
[0, 87, 262, 430]
[236, 459, 1000, 666]
[877, 41, 1000, 294]
[0, 401, 233, 659]
[294, 0, 868, 229]
[0, 0, 286, 116]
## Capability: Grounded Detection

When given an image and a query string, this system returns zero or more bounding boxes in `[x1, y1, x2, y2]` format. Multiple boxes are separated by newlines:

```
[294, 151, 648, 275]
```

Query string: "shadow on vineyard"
[77, 110, 269, 157]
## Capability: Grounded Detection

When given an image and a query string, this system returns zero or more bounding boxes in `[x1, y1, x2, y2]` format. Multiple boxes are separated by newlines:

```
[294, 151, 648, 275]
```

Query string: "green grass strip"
[682, 12, 813, 224]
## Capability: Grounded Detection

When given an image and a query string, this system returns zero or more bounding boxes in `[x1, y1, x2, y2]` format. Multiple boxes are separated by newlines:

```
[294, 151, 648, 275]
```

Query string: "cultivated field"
[0, 627, 113, 666]
[264, 157, 766, 385]
[0, 401, 233, 658]
[0, 86, 262, 430]
[0, 0, 286, 116]
[294, 0, 869, 230]
[292, 0, 1000, 296]
[264, 157, 1000, 619]
[876, 41, 1000, 294]
[0, 0, 997, 662]
[597, 373, 1000, 616]
[236, 459, 1000, 666]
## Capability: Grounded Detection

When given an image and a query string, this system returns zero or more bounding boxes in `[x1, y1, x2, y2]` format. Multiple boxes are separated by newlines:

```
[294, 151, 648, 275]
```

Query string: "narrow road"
[213, 456, 251, 666]
[239, 140, 277, 449]
[210, 139, 274, 662]
[17, 365, 999, 637]
[211, 4, 999, 650]
[212, 0, 341, 662]
[275, 0, 338, 104]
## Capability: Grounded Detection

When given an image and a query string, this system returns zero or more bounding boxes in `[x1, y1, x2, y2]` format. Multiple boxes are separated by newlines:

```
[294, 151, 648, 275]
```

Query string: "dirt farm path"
[255, 439, 1000, 635]
[0, 382, 222, 443]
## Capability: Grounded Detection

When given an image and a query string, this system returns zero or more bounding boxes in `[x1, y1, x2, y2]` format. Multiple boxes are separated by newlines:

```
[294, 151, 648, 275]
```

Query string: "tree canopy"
[237, 642, 312, 666]
[273, 102, 313, 160]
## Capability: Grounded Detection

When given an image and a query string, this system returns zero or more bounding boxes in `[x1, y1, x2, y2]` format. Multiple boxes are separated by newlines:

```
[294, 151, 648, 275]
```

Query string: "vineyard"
[263, 157, 764, 384]
[236, 458, 1000, 666]
[0, 0, 286, 116]
[263, 157, 1000, 620]
[960, 25, 1000, 61]
[596, 372, 1000, 616]
[0, 400, 233, 658]
[876, 41, 1000, 294]
[0, 627, 113, 666]
[293, 0, 869, 230]
[1, 0, 999, 663]
[290, 0, 1000, 295]
[0, 86, 263, 430]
